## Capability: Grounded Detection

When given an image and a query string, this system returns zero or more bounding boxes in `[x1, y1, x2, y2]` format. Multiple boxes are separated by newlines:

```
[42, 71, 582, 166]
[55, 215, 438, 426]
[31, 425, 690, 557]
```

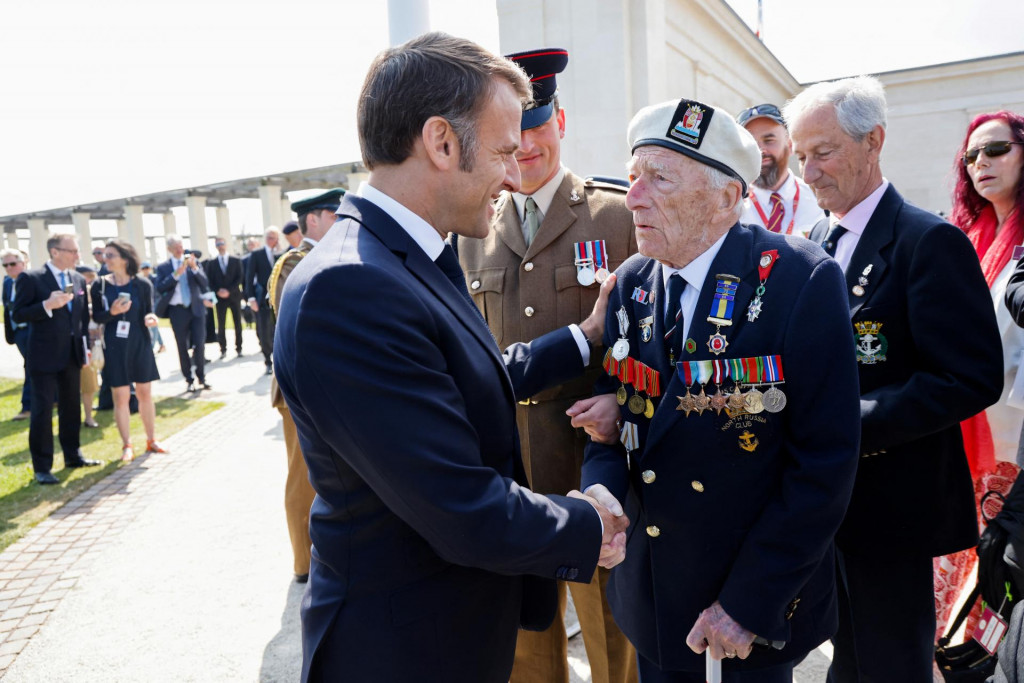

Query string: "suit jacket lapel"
[644, 225, 757, 455]
[844, 185, 898, 317]
[339, 196, 515, 401]
[526, 174, 584, 258]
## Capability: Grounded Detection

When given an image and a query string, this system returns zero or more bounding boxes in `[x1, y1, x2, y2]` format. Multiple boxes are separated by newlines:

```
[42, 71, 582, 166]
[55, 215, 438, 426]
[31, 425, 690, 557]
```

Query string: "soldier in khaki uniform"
[458, 49, 638, 683]
[268, 188, 343, 583]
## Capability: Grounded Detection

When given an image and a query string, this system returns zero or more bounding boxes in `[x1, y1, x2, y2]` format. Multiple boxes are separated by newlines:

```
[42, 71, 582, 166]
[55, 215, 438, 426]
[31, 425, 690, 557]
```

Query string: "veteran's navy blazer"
[808, 184, 1002, 557]
[582, 223, 861, 673]
[273, 194, 603, 683]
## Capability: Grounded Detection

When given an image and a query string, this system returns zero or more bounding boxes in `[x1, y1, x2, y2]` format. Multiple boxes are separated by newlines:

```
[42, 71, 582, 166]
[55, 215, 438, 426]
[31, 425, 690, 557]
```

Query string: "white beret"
[627, 98, 761, 195]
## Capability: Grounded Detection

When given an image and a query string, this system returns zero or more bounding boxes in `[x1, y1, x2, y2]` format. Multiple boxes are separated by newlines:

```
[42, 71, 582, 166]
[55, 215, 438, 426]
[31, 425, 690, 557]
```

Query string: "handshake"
[568, 484, 628, 569]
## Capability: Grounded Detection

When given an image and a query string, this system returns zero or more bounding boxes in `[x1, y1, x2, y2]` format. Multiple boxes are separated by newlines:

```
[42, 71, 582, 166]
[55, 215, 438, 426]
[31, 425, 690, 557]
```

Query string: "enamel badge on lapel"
[569, 189, 580, 202]
[852, 264, 873, 297]
[706, 274, 740, 355]
[639, 316, 654, 342]
[631, 287, 650, 304]
[747, 250, 778, 322]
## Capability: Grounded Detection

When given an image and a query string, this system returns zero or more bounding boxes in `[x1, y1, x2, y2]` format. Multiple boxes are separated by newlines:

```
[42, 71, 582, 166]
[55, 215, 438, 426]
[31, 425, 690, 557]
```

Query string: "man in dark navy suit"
[3, 248, 32, 421]
[155, 234, 213, 392]
[273, 33, 629, 683]
[789, 76, 1003, 682]
[580, 98, 861, 681]
[11, 233, 100, 484]
[204, 237, 244, 358]
[245, 226, 281, 374]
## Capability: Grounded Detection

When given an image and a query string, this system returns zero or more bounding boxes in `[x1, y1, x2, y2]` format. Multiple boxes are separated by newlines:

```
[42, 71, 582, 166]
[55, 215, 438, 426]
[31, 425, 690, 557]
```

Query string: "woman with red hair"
[935, 110, 1024, 637]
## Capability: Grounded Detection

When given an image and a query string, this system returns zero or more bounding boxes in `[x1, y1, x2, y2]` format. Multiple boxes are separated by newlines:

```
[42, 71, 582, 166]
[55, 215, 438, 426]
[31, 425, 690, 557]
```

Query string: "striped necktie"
[663, 273, 686, 363]
[766, 192, 785, 232]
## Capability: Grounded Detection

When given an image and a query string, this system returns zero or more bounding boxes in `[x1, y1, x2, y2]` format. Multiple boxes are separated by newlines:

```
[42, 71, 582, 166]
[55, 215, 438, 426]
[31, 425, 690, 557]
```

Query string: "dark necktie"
[435, 244, 487, 325]
[822, 224, 848, 258]
[663, 273, 686, 363]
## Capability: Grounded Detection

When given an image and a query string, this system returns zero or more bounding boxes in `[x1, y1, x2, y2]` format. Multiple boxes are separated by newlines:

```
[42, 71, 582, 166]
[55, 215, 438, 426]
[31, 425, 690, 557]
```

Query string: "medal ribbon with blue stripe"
[708, 274, 740, 325]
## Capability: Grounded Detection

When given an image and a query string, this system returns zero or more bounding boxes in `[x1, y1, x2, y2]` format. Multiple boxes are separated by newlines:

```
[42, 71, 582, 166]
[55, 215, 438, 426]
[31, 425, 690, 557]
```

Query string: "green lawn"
[0, 377, 222, 552]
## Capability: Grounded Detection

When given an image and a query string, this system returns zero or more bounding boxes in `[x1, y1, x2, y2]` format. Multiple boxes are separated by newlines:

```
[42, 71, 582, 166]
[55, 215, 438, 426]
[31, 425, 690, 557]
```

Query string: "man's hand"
[202, 298, 215, 309]
[568, 487, 628, 569]
[43, 290, 73, 311]
[579, 273, 616, 345]
[217, 288, 229, 299]
[248, 297, 259, 312]
[174, 261, 187, 277]
[685, 601, 755, 661]
[567, 394, 621, 444]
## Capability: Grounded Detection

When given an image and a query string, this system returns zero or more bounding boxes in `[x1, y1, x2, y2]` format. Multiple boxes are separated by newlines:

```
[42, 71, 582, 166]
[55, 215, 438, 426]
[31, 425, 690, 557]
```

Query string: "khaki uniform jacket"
[459, 171, 636, 494]
[270, 240, 314, 409]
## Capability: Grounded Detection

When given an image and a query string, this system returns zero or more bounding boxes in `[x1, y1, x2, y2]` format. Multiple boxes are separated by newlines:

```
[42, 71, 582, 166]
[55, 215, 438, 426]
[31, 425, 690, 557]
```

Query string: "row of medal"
[574, 240, 610, 286]
[676, 356, 787, 416]
[602, 350, 661, 418]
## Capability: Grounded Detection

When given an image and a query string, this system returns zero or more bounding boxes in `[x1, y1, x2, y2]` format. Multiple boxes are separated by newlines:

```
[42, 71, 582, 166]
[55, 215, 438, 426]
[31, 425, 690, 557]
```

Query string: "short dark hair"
[46, 232, 75, 254]
[105, 239, 140, 277]
[357, 32, 530, 172]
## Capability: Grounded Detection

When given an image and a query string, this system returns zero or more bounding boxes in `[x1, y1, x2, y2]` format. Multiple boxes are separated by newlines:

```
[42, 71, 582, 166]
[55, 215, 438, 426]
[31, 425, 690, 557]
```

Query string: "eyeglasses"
[2, 262, 18, 268]
[737, 103, 784, 127]
[963, 141, 1024, 166]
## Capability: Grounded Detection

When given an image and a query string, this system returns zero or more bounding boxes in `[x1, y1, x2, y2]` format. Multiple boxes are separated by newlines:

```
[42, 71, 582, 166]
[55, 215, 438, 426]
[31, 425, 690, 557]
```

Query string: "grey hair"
[783, 75, 888, 141]
[0, 247, 25, 263]
[165, 233, 183, 247]
[702, 165, 744, 221]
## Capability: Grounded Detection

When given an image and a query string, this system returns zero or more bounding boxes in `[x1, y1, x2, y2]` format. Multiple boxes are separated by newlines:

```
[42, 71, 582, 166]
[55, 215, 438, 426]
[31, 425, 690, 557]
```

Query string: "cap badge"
[667, 101, 714, 148]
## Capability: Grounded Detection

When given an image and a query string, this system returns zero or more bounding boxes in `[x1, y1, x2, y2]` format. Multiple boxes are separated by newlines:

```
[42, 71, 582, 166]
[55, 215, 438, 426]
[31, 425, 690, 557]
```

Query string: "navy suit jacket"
[809, 184, 1002, 557]
[582, 223, 861, 673]
[11, 266, 89, 374]
[204, 255, 243, 303]
[3, 276, 14, 344]
[154, 259, 210, 318]
[273, 193, 602, 683]
[244, 248, 276, 302]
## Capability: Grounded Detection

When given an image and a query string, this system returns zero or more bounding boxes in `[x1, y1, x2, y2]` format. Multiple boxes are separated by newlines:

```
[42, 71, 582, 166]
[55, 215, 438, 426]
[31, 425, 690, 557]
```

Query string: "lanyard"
[750, 180, 800, 235]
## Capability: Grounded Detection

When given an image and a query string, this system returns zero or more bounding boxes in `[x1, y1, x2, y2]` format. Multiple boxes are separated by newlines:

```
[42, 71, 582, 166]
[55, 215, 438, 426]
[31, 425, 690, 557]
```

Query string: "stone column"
[4, 229, 19, 251]
[215, 206, 231, 243]
[185, 195, 209, 255]
[280, 198, 293, 226]
[28, 218, 48, 268]
[258, 185, 283, 228]
[72, 212, 93, 254]
[124, 204, 146, 255]
[345, 172, 369, 191]
[387, 0, 429, 45]
[163, 211, 177, 236]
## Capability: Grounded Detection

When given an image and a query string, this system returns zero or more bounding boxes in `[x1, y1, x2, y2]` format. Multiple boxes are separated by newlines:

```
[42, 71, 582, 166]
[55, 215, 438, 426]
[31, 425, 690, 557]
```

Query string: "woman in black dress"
[91, 240, 167, 462]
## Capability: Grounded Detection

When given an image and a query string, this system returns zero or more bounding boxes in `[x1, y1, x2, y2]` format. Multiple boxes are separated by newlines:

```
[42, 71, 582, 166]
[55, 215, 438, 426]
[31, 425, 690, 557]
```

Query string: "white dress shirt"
[660, 232, 729, 342]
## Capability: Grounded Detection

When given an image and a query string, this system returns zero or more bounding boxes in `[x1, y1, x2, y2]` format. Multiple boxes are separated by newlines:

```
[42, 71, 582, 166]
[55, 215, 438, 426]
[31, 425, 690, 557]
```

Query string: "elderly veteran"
[580, 98, 861, 681]
[791, 76, 1004, 683]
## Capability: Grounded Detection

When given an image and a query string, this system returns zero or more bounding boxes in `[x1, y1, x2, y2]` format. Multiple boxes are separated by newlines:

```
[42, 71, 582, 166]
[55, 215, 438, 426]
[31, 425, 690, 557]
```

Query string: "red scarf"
[961, 205, 1024, 477]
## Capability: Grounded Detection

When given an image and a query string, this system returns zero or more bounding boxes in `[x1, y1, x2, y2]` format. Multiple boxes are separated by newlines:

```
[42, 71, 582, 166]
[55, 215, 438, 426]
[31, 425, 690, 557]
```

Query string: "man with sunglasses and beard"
[789, 75, 1002, 682]
[737, 104, 823, 238]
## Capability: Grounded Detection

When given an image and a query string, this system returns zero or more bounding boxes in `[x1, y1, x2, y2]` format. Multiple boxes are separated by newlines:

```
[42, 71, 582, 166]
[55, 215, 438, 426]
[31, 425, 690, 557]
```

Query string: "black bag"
[936, 584, 998, 681]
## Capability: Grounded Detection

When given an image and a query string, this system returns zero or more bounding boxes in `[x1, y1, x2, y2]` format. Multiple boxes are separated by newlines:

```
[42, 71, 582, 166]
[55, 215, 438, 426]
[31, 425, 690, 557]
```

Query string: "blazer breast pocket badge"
[854, 320, 888, 365]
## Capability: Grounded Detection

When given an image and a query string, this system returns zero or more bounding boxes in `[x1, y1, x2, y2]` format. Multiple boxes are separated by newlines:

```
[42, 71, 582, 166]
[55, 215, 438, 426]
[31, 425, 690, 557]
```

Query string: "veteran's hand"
[685, 601, 755, 661]
[567, 394, 621, 444]
[579, 273, 616, 345]
[568, 488, 628, 569]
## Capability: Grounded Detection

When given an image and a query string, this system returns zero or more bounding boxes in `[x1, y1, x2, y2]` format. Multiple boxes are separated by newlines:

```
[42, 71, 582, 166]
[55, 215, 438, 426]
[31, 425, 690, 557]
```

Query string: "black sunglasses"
[963, 140, 1024, 166]
[2, 262, 18, 268]
[737, 103, 783, 126]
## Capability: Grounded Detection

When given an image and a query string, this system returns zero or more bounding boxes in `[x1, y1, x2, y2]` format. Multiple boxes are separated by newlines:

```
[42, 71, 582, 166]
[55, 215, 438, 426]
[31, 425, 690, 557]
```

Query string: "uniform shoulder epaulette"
[268, 249, 306, 315]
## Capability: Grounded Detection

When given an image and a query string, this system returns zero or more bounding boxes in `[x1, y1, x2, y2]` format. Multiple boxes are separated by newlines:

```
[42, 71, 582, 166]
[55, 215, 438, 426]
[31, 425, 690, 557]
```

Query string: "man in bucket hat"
[580, 98, 861, 681]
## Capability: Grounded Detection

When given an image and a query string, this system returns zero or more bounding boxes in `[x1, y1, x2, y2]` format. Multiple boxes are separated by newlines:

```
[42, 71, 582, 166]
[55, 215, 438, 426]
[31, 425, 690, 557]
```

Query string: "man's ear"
[421, 116, 458, 171]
